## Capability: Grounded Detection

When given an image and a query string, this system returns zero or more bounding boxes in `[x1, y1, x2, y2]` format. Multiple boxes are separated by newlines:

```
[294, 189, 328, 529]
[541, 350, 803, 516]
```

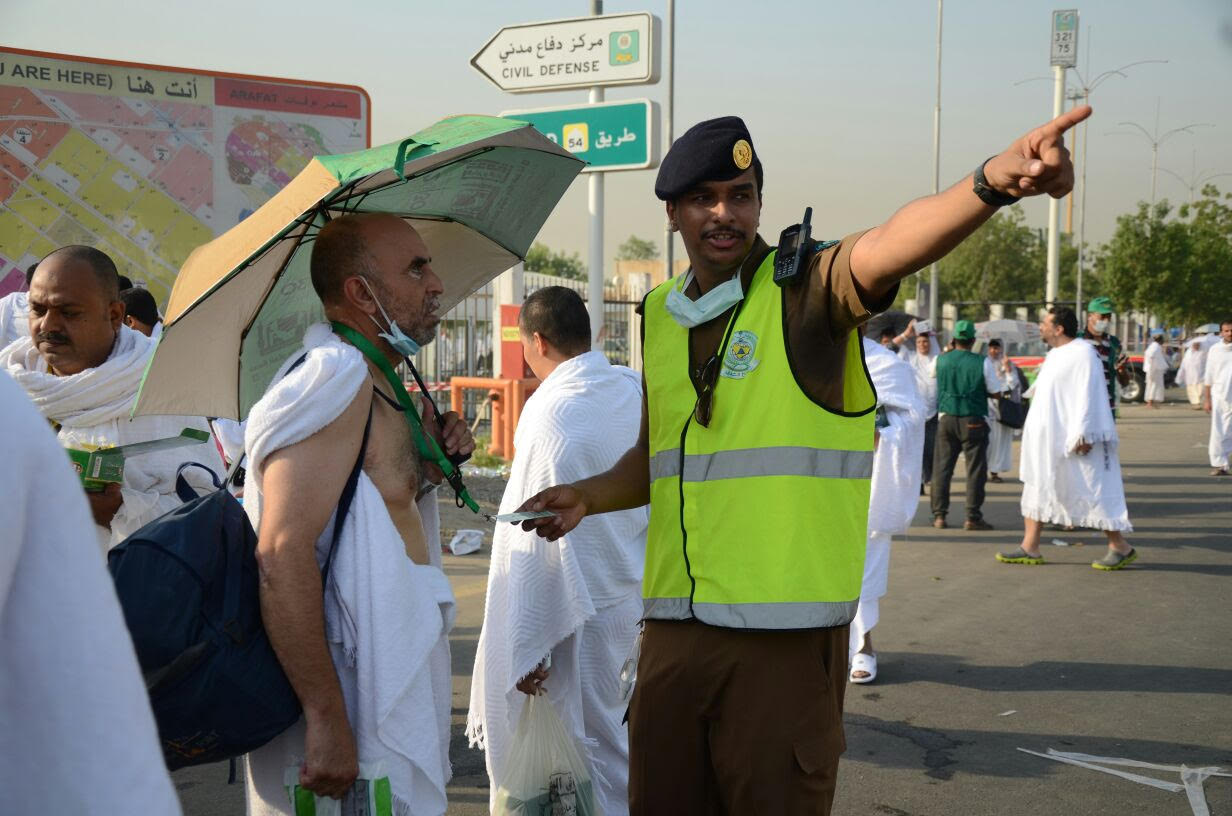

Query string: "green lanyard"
[331, 322, 480, 513]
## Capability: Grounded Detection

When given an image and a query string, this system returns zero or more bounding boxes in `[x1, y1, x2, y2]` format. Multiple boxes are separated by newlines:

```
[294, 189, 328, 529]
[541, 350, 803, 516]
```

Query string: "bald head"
[39, 245, 121, 301]
[310, 213, 408, 305]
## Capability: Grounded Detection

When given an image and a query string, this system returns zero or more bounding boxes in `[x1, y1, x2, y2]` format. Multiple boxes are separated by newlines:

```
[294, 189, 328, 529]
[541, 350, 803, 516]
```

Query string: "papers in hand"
[485, 510, 558, 524]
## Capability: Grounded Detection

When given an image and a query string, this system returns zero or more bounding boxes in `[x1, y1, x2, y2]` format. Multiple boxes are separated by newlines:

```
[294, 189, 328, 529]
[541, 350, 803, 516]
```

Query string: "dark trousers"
[628, 619, 848, 815]
[930, 414, 989, 521]
[921, 415, 938, 484]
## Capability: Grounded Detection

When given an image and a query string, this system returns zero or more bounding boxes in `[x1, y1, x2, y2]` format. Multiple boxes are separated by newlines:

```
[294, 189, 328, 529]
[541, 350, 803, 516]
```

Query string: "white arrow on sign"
[471, 12, 660, 94]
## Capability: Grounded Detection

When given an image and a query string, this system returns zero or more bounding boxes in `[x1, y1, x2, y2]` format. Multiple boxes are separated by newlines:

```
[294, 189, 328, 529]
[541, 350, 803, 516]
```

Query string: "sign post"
[1046, 9, 1078, 308]
[501, 99, 659, 171]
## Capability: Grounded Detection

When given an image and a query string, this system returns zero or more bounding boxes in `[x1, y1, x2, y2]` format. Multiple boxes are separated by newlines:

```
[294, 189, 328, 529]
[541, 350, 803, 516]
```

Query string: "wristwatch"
[973, 157, 1019, 207]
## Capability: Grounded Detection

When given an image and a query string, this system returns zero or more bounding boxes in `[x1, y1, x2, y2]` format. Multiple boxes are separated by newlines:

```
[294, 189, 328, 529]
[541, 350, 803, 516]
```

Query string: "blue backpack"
[107, 407, 371, 770]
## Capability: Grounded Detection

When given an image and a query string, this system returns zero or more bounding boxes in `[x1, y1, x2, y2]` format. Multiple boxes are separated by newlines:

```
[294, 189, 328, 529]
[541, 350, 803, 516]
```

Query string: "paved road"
[178, 395, 1232, 815]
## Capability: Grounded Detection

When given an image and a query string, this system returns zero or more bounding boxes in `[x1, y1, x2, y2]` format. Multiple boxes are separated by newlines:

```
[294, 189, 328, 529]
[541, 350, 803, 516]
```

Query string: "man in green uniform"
[929, 319, 1005, 529]
[1079, 295, 1129, 416]
[515, 107, 1090, 814]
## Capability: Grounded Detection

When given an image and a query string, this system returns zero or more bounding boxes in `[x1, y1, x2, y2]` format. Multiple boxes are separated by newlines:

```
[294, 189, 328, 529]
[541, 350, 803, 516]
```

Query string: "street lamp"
[1157, 151, 1232, 205]
[1110, 99, 1212, 204]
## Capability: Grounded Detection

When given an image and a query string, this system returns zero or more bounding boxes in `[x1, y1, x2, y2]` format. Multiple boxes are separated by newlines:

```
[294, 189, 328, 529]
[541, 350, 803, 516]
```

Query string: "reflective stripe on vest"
[642, 248, 875, 630]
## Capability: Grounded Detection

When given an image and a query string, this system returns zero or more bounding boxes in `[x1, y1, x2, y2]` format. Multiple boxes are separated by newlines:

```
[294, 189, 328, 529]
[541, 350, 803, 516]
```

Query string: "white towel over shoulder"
[244, 323, 455, 816]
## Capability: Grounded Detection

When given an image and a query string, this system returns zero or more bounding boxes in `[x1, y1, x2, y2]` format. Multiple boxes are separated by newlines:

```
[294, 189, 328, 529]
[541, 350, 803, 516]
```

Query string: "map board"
[0, 47, 369, 304]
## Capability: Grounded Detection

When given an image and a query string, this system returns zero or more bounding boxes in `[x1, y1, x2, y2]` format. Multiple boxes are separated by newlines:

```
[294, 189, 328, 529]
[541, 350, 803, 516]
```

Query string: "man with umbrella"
[516, 105, 1091, 813]
[242, 214, 474, 814]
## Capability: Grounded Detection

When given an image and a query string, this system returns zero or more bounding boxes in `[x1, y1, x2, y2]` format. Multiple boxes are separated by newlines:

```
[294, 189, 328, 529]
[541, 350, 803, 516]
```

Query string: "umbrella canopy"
[974, 319, 1040, 345]
[1195, 323, 1221, 334]
[864, 310, 919, 341]
[134, 115, 583, 420]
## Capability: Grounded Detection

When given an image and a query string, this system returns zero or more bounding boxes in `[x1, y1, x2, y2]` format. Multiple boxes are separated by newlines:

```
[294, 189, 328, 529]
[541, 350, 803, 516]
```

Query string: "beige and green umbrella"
[133, 114, 582, 420]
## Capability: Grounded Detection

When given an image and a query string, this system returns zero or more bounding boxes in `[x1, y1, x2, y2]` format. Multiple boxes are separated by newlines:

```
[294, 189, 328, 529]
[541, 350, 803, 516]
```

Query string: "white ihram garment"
[468, 351, 646, 816]
[0, 372, 182, 815]
[243, 324, 455, 816]
[1204, 342, 1232, 469]
[0, 290, 28, 346]
[851, 340, 925, 657]
[0, 326, 222, 550]
[1175, 341, 1208, 405]
[1143, 340, 1168, 402]
[1019, 339, 1132, 532]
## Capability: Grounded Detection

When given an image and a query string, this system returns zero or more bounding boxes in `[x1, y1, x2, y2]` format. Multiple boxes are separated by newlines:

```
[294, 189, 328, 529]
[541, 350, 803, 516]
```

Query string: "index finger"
[1039, 104, 1092, 145]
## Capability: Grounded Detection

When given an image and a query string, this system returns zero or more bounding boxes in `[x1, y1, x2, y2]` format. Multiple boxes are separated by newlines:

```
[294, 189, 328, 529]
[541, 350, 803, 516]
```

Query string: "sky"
[6, 0, 1232, 275]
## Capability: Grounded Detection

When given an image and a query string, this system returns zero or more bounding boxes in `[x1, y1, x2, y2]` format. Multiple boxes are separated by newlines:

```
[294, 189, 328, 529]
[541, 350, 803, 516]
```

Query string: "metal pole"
[1076, 90, 1089, 313]
[1150, 98, 1159, 204]
[1045, 63, 1065, 307]
[928, 0, 942, 329]
[587, 0, 605, 347]
[663, 0, 675, 280]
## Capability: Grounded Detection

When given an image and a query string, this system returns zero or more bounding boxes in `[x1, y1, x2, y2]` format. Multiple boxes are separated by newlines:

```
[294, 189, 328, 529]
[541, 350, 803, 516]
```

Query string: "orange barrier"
[450, 376, 539, 460]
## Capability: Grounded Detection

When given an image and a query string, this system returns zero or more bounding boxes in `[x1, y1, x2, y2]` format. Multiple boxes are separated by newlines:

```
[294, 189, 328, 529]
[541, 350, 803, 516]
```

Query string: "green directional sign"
[502, 98, 658, 172]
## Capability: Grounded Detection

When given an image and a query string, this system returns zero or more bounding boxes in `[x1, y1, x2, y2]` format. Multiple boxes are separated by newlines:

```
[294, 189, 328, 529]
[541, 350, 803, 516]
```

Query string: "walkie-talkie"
[774, 207, 814, 286]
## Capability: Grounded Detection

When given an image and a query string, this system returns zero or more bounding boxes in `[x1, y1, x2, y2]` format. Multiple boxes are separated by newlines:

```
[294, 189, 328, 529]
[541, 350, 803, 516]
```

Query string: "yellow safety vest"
[643, 250, 875, 629]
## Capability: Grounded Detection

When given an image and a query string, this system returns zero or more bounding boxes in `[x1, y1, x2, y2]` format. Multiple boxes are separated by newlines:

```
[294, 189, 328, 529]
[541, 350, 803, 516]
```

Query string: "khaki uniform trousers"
[628, 618, 848, 815]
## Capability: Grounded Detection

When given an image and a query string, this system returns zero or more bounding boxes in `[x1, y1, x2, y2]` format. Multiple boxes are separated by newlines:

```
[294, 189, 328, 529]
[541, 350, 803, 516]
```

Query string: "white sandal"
[850, 652, 878, 684]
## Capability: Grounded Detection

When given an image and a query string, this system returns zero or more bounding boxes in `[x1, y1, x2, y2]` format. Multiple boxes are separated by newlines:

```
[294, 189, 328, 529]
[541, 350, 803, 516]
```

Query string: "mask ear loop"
[358, 277, 398, 337]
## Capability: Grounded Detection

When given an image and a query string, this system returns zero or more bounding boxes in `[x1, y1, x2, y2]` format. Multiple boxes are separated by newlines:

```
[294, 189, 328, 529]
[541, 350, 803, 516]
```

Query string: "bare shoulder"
[257, 375, 373, 545]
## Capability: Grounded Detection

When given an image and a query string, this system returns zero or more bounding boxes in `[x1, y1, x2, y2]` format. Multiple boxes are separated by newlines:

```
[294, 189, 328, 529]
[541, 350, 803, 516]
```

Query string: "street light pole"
[1158, 150, 1232, 205]
[1113, 100, 1212, 205]
[928, 0, 942, 330]
[663, 0, 675, 279]
[1045, 63, 1065, 308]
[587, 0, 604, 347]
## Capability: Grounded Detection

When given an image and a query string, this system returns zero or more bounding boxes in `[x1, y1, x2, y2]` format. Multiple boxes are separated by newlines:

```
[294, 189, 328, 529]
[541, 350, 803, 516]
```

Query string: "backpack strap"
[175, 461, 223, 502]
[320, 399, 374, 586]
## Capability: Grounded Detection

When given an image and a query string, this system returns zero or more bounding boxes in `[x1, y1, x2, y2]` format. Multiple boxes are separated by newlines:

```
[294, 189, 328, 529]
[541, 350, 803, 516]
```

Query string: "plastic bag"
[492, 694, 599, 816]
[283, 761, 392, 816]
[446, 529, 483, 556]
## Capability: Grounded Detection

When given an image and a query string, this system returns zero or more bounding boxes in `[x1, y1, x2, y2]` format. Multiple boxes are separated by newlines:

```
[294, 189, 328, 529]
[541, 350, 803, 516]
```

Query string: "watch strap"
[973, 157, 1019, 207]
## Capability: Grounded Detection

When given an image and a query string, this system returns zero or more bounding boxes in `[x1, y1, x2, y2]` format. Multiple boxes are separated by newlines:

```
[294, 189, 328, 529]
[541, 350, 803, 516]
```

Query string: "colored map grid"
[0, 52, 367, 304]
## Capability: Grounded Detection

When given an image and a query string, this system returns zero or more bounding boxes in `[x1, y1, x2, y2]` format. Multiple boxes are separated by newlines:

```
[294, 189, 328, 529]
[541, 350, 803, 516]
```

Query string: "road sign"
[472, 12, 660, 93]
[501, 99, 659, 172]
[1050, 9, 1079, 68]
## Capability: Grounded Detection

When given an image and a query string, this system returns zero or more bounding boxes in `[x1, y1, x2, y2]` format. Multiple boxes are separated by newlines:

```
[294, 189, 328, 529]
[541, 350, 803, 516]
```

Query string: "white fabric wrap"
[1205, 342, 1232, 468]
[864, 339, 926, 537]
[467, 351, 646, 816]
[1019, 339, 1132, 532]
[243, 323, 455, 816]
[0, 326, 222, 549]
[0, 290, 29, 347]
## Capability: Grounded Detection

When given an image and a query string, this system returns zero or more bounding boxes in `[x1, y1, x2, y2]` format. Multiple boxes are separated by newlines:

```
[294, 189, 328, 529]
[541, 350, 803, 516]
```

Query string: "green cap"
[954, 319, 976, 340]
[1087, 296, 1114, 314]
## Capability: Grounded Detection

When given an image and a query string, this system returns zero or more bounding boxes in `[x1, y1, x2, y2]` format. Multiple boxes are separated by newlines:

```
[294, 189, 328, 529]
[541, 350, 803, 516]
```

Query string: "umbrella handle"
[394, 137, 438, 178]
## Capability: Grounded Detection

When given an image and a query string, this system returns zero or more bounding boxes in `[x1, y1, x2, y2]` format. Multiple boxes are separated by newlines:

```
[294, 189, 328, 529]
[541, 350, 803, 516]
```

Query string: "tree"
[615, 234, 659, 261]
[936, 208, 1043, 310]
[1095, 200, 1195, 325]
[1180, 185, 1232, 322]
[524, 242, 586, 280]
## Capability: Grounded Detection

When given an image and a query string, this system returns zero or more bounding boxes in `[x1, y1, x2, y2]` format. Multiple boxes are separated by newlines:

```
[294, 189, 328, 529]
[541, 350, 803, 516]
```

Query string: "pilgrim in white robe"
[986, 357, 1022, 475]
[0, 371, 182, 815]
[243, 324, 455, 816]
[0, 326, 222, 550]
[1143, 339, 1168, 403]
[1204, 340, 1232, 469]
[1175, 340, 1207, 406]
[851, 340, 925, 658]
[1020, 339, 1132, 531]
[0, 290, 29, 346]
[468, 351, 646, 816]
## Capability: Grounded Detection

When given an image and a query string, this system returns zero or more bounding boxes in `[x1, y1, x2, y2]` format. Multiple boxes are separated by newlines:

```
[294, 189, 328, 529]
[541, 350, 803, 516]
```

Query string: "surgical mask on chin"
[1093, 319, 1111, 334]
[361, 279, 422, 357]
[664, 269, 744, 328]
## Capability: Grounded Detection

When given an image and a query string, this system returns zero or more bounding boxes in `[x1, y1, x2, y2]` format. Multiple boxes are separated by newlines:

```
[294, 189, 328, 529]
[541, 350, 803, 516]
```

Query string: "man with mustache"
[0, 246, 221, 551]
[516, 107, 1090, 814]
[242, 213, 473, 815]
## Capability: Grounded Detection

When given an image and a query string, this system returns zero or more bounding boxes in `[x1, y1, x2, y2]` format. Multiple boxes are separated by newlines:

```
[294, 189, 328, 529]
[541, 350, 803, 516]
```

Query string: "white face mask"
[664, 269, 744, 329]
[1093, 318, 1111, 334]
[360, 279, 422, 357]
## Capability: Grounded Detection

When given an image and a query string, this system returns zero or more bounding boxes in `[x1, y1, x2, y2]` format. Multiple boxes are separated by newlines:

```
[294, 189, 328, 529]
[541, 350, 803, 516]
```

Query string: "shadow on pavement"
[870, 652, 1232, 695]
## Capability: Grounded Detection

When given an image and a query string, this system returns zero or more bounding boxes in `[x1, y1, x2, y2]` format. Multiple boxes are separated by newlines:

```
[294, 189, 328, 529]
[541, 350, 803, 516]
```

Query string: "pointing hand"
[983, 105, 1092, 200]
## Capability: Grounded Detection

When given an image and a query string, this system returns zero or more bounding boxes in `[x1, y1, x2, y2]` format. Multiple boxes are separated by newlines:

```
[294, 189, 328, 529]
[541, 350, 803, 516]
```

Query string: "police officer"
[517, 107, 1089, 814]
